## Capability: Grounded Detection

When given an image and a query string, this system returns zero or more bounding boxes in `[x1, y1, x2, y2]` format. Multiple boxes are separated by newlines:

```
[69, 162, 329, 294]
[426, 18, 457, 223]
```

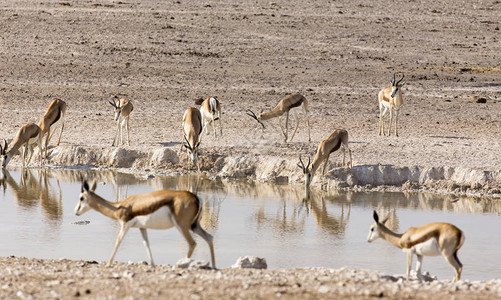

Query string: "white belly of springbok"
[129, 206, 176, 230]
[410, 238, 441, 256]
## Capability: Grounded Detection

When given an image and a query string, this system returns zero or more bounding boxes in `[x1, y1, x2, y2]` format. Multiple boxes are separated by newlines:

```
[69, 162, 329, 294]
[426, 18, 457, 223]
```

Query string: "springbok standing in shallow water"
[38, 99, 67, 158]
[74, 180, 216, 268]
[180, 107, 203, 171]
[247, 92, 311, 142]
[378, 73, 404, 136]
[298, 129, 352, 188]
[367, 210, 464, 282]
[196, 96, 222, 137]
[109, 98, 133, 146]
[1, 123, 43, 168]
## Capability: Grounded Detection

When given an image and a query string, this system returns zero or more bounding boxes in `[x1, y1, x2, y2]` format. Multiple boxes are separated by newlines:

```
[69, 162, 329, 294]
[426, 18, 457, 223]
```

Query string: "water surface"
[1, 168, 500, 281]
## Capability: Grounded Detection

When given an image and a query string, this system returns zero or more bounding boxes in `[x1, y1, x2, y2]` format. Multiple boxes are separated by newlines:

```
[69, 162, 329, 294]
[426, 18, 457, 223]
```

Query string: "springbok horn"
[396, 73, 405, 85]
[183, 135, 193, 151]
[245, 109, 265, 128]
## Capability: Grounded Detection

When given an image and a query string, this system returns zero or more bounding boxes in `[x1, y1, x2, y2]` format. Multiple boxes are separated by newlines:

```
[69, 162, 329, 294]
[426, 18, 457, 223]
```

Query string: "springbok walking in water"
[38, 99, 67, 158]
[109, 98, 133, 146]
[367, 210, 464, 282]
[1, 123, 43, 168]
[247, 93, 311, 142]
[298, 129, 352, 188]
[74, 180, 216, 268]
[196, 96, 222, 137]
[378, 73, 404, 136]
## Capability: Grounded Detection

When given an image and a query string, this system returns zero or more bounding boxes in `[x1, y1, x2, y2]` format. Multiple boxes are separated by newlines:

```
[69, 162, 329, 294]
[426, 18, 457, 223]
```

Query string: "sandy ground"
[1, 0, 501, 298]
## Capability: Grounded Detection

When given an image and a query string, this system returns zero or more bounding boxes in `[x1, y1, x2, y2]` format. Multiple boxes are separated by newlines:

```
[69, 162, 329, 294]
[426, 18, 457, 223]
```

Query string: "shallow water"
[1, 168, 500, 281]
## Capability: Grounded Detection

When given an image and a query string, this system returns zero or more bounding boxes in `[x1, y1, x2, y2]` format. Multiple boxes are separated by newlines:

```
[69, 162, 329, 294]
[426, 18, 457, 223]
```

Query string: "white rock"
[231, 256, 267, 269]
[176, 258, 211, 269]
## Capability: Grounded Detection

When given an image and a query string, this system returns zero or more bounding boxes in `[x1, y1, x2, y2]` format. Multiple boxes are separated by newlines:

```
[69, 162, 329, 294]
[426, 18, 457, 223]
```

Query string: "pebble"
[1, 257, 500, 299]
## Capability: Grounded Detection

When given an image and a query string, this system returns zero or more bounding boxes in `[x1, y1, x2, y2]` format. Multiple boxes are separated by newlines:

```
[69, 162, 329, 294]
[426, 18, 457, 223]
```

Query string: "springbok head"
[75, 180, 97, 216]
[246, 110, 265, 128]
[298, 155, 312, 187]
[1, 140, 9, 168]
[390, 73, 405, 98]
[108, 99, 122, 121]
[183, 136, 200, 163]
[367, 210, 390, 242]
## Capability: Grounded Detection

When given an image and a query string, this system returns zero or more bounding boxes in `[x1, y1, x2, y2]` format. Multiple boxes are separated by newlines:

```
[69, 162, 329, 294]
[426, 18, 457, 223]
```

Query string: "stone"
[176, 258, 211, 269]
[231, 256, 267, 269]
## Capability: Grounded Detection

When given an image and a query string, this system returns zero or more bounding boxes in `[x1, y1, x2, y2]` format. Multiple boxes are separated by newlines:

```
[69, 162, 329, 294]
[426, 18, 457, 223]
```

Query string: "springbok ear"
[82, 180, 89, 192]
[373, 210, 379, 223]
[89, 181, 97, 192]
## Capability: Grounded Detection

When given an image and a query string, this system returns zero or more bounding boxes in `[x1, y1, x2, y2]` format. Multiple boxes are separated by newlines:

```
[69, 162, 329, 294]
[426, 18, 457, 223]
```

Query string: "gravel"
[1, 257, 500, 299]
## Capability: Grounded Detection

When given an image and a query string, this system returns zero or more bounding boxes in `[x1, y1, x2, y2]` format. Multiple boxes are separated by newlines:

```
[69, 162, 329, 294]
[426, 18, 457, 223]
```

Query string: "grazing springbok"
[180, 107, 203, 171]
[1, 123, 43, 168]
[378, 73, 404, 136]
[298, 129, 352, 188]
[367, 210, 464, 282]
[108, 98, 133, 146]
[38, 99, 67, 158]
[195, 96, 222, 137]
[247, 92, 311, 142]
[75, 180, 216, 268]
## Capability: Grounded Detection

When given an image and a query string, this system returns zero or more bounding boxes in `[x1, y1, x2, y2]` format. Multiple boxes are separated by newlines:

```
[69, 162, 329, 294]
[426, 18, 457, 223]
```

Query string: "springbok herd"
[1, 73, 465, 281]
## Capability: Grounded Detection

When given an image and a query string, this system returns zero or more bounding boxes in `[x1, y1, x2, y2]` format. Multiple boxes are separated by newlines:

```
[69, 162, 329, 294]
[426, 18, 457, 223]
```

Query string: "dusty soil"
[1, 0, 501, 298]
[2, 257, 501, 300]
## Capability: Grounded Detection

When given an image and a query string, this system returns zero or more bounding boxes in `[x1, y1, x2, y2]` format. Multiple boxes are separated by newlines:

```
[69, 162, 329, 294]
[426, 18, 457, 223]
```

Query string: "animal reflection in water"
[253, 190, 351, 236]
[0, 169, 62, 220]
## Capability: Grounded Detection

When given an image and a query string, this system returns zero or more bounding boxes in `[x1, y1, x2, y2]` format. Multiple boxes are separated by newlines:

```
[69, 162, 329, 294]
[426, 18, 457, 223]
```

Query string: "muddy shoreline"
[22, 144, 501, 199]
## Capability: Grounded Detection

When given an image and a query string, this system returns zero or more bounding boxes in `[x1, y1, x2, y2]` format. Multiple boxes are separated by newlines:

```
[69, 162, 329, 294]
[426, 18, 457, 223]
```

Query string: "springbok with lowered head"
[108, 98, 133, 146]
[298, 129, 352, 188]
[38, 99, 67, 158]
[367, 210, 464, 282]
[180, 107, 202, 171]
[378, 73, 404, 137]
[74, 180, 216, 268]
[247, 92, 311, 142]
[196, 96, 222, 137]
[1, 123, 43, 168]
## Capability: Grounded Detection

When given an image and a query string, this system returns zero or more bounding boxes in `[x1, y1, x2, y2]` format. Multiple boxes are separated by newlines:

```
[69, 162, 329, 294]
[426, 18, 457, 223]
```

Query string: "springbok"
[38, 99, 67, 158]
[298, 129, 352, 188]
[180, 107, 202, 171]
[196, 96, 222, 137]
[367, 210, 464, 282]
[378, 73, 404, 136]
[108, 98, 133, 146]
[1, 123, 43, 168]
[75, 180, 216, 268]
[247, 93, 311, 142]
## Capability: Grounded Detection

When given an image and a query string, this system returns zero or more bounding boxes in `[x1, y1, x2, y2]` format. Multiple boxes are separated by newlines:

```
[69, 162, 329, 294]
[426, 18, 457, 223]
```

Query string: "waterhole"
[1, 168, 500, 281]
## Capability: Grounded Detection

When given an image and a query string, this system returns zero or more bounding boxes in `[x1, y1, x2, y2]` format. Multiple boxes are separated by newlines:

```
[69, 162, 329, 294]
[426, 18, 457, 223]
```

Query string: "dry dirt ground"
[1, 0, 501, 298]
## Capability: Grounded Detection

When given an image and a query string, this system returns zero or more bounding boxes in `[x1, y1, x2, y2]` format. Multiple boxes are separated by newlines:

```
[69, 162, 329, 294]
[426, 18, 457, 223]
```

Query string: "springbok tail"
[209, 97, 217, 115]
